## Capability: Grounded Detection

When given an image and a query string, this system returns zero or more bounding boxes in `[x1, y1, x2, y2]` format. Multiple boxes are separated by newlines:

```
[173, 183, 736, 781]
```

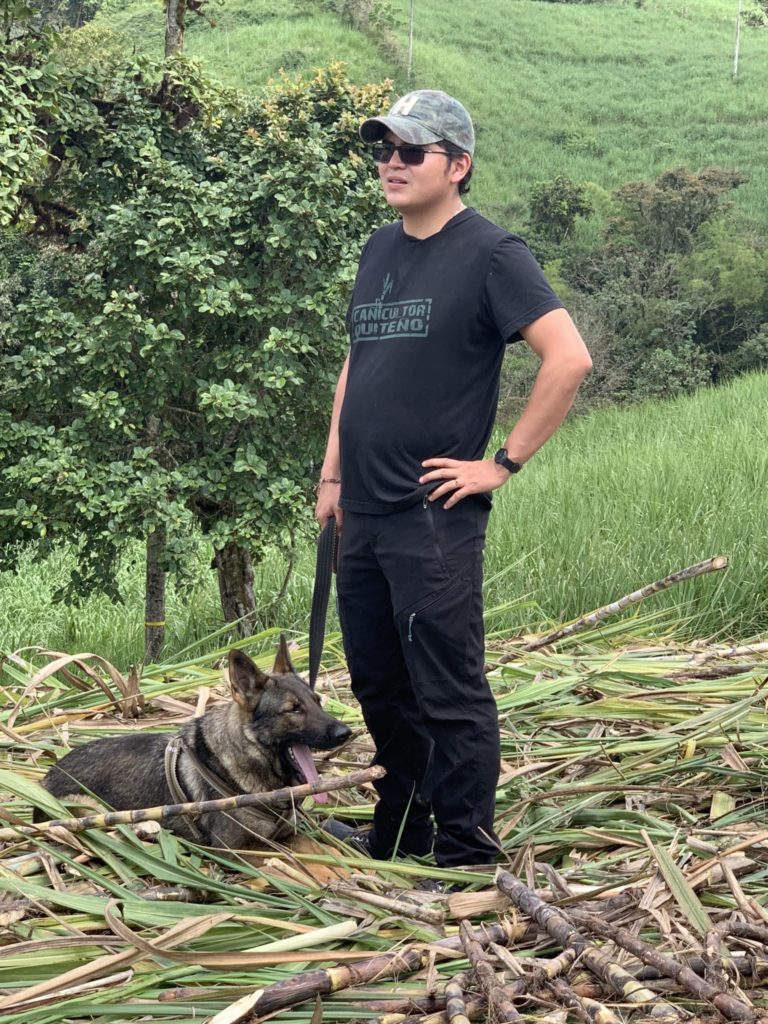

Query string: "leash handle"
[308, 515, 338, 690]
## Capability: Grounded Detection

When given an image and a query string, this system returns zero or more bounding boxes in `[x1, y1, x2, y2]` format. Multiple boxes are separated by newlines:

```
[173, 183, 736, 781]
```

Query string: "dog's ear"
[228, 650, 270, 710]
[272, 633, 296, 677]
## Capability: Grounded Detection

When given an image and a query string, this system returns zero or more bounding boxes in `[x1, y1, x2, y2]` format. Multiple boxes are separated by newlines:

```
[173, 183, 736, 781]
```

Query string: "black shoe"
[320, 818, 373, 855]
[412, 877, 464, 894]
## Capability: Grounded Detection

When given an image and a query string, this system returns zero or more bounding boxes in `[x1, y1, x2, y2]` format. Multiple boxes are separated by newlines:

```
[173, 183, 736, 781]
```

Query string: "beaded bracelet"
[314, 477, 341, 494]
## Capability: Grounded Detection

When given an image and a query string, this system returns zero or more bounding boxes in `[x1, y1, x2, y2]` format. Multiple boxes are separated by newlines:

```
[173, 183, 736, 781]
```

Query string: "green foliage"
[0, 33, 49, 226]
[680, 218, 768, 313]
[0, 51, 390, 598]
[742, 9, 766, 27]
[552, 166, 768, 403]
[527, 176, 593, 261]
[607, 166, 748, 255]
[1, 0, 34, 35]
[721, 324, 768, 376]
[742, 0, 767, 27]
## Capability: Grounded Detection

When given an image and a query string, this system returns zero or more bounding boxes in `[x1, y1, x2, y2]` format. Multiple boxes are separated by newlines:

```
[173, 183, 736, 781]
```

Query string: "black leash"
[308, 515, 337, 690]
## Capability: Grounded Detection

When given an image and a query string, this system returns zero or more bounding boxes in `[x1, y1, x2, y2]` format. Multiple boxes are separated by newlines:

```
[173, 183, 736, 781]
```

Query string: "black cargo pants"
[336, 494, 500, 866]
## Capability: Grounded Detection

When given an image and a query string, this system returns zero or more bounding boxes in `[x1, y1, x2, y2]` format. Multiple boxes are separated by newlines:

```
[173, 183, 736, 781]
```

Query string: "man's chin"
[384, 193, 409, 211]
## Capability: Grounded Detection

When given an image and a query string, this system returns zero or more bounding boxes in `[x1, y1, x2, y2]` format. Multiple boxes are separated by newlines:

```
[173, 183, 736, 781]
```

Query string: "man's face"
[377, 131, 466, 214]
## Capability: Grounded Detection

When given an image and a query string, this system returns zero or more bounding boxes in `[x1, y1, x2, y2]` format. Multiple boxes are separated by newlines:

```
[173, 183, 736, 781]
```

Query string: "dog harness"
[163, 736, 286, 845]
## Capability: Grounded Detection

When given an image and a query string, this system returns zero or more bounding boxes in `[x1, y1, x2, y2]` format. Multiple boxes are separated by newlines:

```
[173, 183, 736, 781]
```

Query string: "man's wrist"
[493, 447, 524, 476]
[315, 476, 341, 495]
[491, 460, 513, 484]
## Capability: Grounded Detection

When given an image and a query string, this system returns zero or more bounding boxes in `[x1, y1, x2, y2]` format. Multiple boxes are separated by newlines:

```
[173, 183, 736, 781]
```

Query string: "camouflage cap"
[360, 90, 475, 156]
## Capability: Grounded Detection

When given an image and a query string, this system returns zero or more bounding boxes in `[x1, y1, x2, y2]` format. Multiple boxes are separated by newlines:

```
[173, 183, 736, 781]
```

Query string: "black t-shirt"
[338, 207, 563, 514]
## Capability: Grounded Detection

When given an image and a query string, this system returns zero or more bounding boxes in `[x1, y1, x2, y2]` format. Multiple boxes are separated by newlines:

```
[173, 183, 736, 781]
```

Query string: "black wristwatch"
[493, 448, 523, 474]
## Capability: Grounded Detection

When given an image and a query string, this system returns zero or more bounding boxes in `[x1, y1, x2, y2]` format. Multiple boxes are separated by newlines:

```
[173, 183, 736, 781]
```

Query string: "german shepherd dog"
[39, 637, 351, 849]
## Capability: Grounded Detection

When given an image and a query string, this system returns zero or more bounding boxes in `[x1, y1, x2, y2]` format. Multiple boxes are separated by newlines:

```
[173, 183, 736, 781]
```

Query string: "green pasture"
[2, 371, 766, 669]
[484, 366, 768, 641]
[99, 0, 768, 230]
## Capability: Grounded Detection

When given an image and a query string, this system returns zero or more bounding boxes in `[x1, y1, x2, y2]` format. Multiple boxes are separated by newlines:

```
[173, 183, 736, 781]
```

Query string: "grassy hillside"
[485, 369, 768, 641]
[3, 372, 766, 666]
[99, 0, 768, 230]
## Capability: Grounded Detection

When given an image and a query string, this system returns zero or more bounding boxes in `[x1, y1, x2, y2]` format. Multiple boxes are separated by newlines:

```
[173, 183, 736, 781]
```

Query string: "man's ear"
[228, 650, 270, 710]
[272, 633, 296, 676]
[449, 153, 471, 186]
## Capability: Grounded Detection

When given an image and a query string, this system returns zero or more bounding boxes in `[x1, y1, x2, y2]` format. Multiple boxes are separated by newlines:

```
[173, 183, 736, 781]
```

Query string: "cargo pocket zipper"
[405, 577, 464, 643]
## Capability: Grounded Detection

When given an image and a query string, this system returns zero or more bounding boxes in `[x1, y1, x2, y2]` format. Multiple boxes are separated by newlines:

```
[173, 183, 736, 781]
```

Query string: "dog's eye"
[283, 703, 301, 715]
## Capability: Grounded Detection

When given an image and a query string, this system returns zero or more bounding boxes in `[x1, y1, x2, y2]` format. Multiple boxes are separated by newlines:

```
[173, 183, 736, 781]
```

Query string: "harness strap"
[163, 736, 205, 841]
[163, 741, 284, 811]
[164, 736, 284, 833]
[180, 740, 240, 800]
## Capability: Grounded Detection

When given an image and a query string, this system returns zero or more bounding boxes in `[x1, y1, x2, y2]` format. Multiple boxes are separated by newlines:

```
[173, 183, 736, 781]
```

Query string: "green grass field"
[3, 371, 765, 667]
[99, 0, 768, 230]
[484, 368, 768, 641]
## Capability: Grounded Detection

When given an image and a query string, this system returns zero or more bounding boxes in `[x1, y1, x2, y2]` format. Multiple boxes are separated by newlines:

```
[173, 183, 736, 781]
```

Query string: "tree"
[0, 0, 59, 227]
[527, 177, 592, 254]
[555, 166, 766, 403]
[0, 34, 390, 657]
[606, 166, 747, 255]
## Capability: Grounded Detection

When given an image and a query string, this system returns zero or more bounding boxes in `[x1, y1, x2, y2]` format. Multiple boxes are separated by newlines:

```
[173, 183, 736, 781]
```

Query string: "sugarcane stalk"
[533, 947, 578, 983]
[636, 956, 768, 982]
[390, 999, 486, 1024]
[495, 871, 680, 1018]
[210, 920, 530, 1024]
[690, 640, 768, 664]
[724, 921, 768, 945]
[498, 556, 728, 655]
[332, 883, 445, 927]
[6, 766, 385, 840]
[548, 977, 623, 1024]
[343, 995, 448, 1017]
[707, 918, 768, 955]
[459, 919, 523, 1023]
[570, 910, 755, 1022]
[445, 979, 471, 1024]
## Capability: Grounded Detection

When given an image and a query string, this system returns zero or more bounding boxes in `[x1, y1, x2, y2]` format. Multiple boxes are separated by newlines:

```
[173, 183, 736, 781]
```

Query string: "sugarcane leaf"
[709, 791, 736, 820]
[641, 831, 712, 935]
[310, 993, 324, 1024]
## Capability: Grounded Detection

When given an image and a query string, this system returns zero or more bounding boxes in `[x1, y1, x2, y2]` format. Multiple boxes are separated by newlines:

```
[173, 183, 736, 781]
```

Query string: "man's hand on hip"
[420, 458, 510, 509]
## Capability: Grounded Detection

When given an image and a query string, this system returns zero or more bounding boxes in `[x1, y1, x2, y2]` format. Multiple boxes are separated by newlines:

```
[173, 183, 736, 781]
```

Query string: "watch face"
[494, 448, 522, 473]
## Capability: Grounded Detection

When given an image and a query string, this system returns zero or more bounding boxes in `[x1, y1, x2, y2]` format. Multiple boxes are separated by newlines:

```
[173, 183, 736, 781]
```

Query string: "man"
[315, 90, 591, 874]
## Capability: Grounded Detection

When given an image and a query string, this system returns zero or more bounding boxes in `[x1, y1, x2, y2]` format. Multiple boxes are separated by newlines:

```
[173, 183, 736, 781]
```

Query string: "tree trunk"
[145, 525, 167, 663]
[214, 540, 257, 636]
[165, 0, 186, 56]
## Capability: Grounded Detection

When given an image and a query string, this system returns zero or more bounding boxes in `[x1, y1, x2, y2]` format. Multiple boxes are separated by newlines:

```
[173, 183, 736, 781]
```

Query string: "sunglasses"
[371, 142, 451, 166]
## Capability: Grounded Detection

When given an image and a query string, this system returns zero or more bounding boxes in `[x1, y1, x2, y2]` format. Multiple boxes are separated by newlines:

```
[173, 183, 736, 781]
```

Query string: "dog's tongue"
[292, 744, 328, 804]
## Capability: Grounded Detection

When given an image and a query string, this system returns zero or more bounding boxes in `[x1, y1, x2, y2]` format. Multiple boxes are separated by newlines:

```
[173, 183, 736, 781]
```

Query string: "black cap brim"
[359, 115, 443, 146]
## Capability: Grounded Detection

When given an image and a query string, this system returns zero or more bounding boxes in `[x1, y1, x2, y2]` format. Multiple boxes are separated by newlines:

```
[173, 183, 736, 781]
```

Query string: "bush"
[0, 47, 391, 617]
[547, 166, 768, 404]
